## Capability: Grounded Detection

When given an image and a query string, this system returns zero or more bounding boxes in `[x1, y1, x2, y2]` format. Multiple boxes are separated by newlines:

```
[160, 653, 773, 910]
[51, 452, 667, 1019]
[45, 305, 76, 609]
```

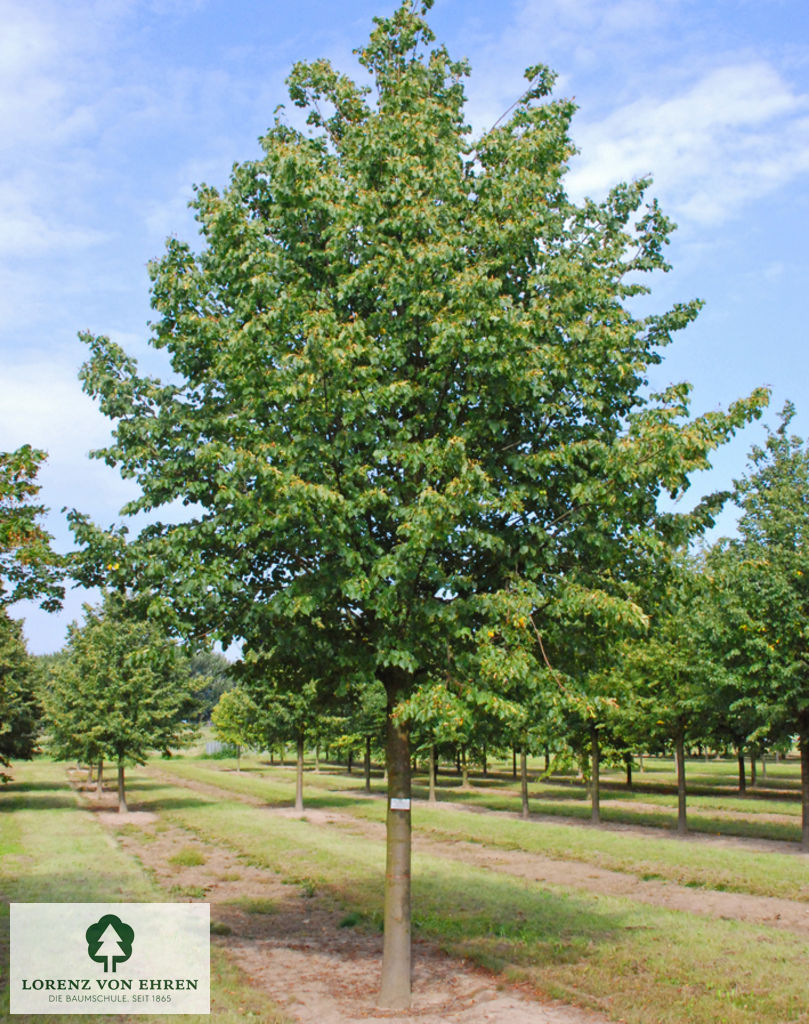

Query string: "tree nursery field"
[3, 753, 809, 1024]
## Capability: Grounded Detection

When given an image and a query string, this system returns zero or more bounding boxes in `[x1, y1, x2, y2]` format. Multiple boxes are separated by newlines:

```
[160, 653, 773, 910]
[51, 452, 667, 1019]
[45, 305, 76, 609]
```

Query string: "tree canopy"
[69, 1, 767, 1004]
[43, 594, 199, 811]
[0, 445, 63, 612]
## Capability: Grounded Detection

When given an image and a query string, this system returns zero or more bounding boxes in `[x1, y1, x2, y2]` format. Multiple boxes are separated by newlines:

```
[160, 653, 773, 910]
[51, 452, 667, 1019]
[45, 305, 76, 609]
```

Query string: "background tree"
[727, 403, 809, 848]
[69, 2, 767, 1004]
[210, 686, 260, 770]
[44, 594, 199, 811]
[0, 612, 40, 782]
[189, 649, 235, 722]
[1, 446, 63, 610]
[623, 554, 717, 834]
[0, 446, 63, 780]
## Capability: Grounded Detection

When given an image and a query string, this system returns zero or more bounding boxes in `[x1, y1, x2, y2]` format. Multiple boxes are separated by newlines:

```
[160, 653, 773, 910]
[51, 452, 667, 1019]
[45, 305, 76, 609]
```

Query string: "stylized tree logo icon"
[85, 915, 135, 973]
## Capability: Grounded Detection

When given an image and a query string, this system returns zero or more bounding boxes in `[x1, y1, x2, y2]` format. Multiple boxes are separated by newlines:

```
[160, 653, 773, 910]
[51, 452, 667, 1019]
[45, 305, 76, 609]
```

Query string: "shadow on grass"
[0, 793, 77, 812]
[124, 795, 213, 812]
[0, 779, 67, 794]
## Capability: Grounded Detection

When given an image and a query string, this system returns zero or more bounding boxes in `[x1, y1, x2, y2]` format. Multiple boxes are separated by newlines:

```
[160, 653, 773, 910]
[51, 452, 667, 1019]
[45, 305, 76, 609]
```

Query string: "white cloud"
[567, 62, 809, 224]
[0, 359, 111, 456]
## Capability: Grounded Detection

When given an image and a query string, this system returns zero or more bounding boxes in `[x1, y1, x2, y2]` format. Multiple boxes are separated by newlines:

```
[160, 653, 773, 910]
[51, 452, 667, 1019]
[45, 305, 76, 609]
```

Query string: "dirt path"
[69, 771, 608, 1024]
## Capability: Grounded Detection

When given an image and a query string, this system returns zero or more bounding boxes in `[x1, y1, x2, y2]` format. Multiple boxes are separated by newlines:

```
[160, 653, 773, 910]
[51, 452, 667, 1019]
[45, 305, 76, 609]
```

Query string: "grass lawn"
[156, 757, 809, 902]
[0, 760, 289, 1024]
[7, 754, 809, 1024]
[135, 760, 809, 1024]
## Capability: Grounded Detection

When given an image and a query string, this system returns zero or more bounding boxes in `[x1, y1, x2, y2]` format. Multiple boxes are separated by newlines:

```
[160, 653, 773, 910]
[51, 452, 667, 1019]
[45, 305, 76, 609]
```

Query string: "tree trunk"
[96, 759, 103, 795]
[737, 746, 746, 793]
[590, 724, 600, 825]
[482, 746, 487, 776]
[347, 751, 353, 775]
[461, 745, 469, 789]
[365, 735, 372, 794]
[236, 745, 241, 773]
[520, 747, 529, 820]
[512, 746, 517, 780]
[379, 678, 412, 1009]
[117, 761, 127, 814]
[624, 755, 632, 789]
[428, 744, 436, 804]
[801, 726, 809, 852]
[750, 753, 757, 787]
[545, 746, 551, 773]
[675, 727, 687, 834]
[314, 743, 320, 772]
[294, 733, 304, 813]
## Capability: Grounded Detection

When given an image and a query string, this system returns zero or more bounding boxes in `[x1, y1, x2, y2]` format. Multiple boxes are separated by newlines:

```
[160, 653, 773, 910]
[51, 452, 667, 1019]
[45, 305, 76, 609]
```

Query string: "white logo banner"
[10, 903, 210, 1015]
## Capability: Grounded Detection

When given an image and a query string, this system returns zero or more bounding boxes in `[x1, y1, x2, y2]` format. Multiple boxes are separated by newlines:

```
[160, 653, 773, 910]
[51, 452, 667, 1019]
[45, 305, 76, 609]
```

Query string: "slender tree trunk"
[379, 676, 411, 1009]
[461, 745, 469, 789]
[236, 745, 241, 773]
[520, 747, 529, 819]
[428, 744, 437, 804]
[295, 733, 304, 813]
[512, 746, 517, 780]
[750, 753, 757, 787]
[544, 746, 550, 773]
[675, 727, 687, 835]
[96, 759, 103, 795]
[315, 743, 320, 772]
[624, 755, 632, 789]
[117, 761, 127, 814]
[800, 725, 809, 852]
[482, 746, 487, 777]
[347, 751, 353, 775]
[365, 735, 372, 794]
[737, 746, 746, 794]
[590, 724, 600, 825]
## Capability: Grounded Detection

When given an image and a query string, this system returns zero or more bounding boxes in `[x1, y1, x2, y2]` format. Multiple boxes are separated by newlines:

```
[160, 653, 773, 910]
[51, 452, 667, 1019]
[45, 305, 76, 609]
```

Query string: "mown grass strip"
[154, 759, 809, 902]
[0, 761, 289, 1024]
[126, 767, 809, 1024]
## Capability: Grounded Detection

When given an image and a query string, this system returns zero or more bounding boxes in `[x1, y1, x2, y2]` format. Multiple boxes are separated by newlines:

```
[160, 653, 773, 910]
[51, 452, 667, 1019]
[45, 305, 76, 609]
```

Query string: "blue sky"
[2, 0, 808, 653]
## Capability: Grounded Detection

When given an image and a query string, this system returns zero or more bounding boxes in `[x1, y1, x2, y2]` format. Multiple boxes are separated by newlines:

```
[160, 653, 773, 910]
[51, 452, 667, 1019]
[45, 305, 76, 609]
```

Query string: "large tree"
[69, 2, 766, 1004]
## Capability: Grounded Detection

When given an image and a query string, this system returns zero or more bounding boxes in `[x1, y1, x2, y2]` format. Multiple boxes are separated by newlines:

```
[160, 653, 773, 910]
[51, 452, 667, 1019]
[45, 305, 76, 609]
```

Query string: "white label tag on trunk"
[389, 798, 411, 811]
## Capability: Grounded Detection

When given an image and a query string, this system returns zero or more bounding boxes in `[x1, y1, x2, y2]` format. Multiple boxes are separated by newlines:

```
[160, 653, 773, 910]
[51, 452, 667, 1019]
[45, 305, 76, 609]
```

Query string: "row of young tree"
[1, 2, 806, 1006]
